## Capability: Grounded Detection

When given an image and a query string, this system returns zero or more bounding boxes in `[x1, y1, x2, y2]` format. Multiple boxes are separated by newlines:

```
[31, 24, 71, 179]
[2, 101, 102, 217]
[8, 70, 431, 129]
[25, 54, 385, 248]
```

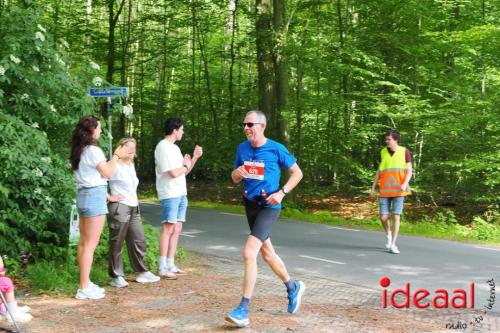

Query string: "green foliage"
[0, 114, 75, 259]
[25, 251, 79, 295]
[1, 0, 499, 268]
[0, 3, 96, 154]
[0, 3, 98, 262]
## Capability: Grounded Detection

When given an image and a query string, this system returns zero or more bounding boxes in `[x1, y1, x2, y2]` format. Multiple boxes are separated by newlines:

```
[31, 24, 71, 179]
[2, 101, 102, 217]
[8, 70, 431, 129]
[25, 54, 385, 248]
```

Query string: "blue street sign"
[88, 87, 128, 97]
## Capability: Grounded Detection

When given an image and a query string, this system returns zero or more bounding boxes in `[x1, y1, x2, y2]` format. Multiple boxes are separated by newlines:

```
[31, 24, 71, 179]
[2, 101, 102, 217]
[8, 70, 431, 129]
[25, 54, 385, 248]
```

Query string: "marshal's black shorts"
[244, 199, 281, 242]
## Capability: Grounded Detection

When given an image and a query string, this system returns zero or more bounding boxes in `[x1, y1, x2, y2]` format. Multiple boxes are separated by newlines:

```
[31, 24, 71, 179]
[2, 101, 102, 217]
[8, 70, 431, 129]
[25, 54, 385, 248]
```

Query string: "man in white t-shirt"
[154, 118, 203, 278]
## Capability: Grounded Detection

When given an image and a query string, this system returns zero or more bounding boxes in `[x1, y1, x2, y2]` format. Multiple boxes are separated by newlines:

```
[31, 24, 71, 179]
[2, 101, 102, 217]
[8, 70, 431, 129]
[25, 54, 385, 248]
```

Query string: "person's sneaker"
[1, 302, 30, 314]
[5, 311, 33, 323]
[16, 305, 31, 313]
[169, 265, 187, 276]
[89, 281, 105, 294]
[287, 281, 306, 314]
[110, 276, 129, 288]
[136, 271, 160, 284]
[159, 267, 178, 280]
[385, 234, 392, 249]
[75, 285, 105, 300]
[389, 244, 400, 254]
[225, 306, 250, 327]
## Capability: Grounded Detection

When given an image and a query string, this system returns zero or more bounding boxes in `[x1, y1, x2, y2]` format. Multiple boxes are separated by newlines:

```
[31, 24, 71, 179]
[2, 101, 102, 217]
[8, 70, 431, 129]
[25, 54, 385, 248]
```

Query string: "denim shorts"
[160, 195, 188, 224]
[76, 185, 108, 217]
[379, 196, 405, 215]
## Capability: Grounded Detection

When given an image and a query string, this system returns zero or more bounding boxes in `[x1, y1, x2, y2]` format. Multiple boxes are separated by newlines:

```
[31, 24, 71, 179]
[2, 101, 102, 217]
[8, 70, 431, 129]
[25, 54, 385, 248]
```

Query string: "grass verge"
[140, 192, 500, 245]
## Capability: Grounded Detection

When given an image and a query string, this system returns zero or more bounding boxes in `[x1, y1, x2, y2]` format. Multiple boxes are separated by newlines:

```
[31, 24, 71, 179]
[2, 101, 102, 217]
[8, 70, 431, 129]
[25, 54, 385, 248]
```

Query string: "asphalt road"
[140, 202, 499, 312]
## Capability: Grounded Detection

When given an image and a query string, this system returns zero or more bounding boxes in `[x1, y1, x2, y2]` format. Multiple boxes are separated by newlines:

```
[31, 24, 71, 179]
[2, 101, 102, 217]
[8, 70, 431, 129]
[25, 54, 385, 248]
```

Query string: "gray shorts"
[244, 201, 281, 242]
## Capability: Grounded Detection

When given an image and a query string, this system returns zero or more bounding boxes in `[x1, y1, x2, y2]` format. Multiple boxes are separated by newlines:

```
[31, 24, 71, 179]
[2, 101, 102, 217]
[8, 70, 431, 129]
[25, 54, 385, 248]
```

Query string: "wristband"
[281, 187, 288, 195]
[183, 164, 189, 170]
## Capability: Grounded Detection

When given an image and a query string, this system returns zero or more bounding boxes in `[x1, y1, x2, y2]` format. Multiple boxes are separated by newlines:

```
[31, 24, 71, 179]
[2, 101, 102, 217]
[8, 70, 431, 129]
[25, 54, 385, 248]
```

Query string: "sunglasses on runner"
[241, 122, 262, 128]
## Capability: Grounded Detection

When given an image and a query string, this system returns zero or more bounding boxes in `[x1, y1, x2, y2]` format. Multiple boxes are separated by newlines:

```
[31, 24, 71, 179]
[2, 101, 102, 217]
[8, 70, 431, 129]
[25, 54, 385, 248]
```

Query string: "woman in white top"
[70, 115, 127, 300]
[107, 137, 160, 287]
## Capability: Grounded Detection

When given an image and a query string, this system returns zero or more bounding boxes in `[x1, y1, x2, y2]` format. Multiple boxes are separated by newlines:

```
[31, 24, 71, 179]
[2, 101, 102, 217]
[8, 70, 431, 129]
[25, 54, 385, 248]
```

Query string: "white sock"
[167, 257, 174, 269]
[159, 256, 167, 269]
[386, 232, 392, 239]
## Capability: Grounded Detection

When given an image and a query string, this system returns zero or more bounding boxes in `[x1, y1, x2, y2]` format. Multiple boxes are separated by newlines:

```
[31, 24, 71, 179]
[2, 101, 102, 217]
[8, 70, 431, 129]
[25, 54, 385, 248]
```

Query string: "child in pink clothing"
[0, 255, 32, 323]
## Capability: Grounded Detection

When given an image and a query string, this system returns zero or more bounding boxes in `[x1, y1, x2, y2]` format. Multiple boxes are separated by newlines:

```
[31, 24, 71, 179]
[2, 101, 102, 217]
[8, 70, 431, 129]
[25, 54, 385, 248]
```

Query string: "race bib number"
[243, 161, 265, 180]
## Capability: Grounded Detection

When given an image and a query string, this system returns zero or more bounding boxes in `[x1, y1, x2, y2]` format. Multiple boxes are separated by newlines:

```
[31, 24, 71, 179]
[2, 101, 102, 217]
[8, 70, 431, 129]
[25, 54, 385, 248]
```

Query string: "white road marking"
[326, 226, 360, 232]
[220, 212, 245, 217]
[299, 255, 346, 265]
[207, 245, 239, 251]
[474, 246, 500, 252]
[181, 230, 207, 238]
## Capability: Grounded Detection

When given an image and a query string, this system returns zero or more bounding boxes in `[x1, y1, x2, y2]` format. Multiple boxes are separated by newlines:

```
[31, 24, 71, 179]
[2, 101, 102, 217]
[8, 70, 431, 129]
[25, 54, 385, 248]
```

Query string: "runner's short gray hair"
[246, 110, 267, 125]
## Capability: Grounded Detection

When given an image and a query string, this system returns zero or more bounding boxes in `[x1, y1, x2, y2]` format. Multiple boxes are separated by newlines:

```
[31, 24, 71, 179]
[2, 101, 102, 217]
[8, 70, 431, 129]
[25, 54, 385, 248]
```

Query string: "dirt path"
[1, 254, 494, 333]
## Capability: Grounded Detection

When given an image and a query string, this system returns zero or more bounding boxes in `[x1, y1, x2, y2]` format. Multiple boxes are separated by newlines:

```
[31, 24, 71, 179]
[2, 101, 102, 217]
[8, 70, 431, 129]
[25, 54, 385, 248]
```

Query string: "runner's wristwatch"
[280, 187, 288, 195]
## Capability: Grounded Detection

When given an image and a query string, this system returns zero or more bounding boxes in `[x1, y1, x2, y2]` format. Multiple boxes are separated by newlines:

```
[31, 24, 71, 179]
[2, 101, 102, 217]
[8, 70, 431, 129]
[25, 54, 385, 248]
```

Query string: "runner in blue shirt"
[225, 111, 306, 327]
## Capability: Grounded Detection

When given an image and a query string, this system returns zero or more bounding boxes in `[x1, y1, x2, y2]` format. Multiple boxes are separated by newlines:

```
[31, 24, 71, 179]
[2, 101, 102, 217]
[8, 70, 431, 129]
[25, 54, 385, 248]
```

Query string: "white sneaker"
[75, 286, 105, 300]
[2, 302, 30, 314]
[17, 305, 31, 313]
[136, 271, 160, 283]
[89, 281, 105, 294]
[385, 234, 392, 249]
[389, 244, 400, 254]
[110, 276, 129, 288]
[4, 311, 33, 323]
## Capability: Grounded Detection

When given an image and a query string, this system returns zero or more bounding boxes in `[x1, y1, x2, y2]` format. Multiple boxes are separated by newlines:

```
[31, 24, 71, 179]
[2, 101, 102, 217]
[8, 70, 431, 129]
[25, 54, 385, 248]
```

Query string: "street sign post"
[88, 87, 128, 97]
[88, 87, 129, 159]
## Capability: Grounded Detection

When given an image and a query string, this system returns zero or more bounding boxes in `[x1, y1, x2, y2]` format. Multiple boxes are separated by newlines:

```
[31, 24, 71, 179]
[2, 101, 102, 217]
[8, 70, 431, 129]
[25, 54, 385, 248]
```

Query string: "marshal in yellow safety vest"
[378, 147, 411, 197]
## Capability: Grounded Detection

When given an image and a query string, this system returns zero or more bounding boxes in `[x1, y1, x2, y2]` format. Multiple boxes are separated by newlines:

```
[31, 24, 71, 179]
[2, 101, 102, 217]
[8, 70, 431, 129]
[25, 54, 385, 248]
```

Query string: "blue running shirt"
[233, 139, 297, 208]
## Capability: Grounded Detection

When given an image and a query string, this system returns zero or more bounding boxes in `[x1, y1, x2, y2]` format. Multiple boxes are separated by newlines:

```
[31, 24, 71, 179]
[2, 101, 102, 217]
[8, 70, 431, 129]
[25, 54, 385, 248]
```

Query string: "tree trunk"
[226, 0, 237, 138]
[273, 0, 290, 146]
[335, 0, 350, 133]
[106, 0, 126, 84]
[294, 54, 303, 163]
[255, 0, 275, 132]
[198, 29, 219, 139]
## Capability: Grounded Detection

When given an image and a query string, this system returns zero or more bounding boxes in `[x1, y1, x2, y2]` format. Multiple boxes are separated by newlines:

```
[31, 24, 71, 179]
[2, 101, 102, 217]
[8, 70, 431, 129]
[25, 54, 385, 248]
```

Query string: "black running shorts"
[244, 200, 281, 242]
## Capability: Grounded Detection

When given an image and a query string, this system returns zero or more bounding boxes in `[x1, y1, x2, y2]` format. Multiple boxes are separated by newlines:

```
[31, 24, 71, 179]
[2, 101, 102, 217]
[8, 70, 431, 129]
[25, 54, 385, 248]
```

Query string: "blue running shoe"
[225, 306, 250, 327]
[287, 280, 305, 314]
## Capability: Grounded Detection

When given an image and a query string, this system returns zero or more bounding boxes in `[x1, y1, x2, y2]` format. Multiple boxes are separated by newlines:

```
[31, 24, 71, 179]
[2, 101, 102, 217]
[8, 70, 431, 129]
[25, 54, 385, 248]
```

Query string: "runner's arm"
[282, 163, 303, 193]
[265, 163, 302, 205]
[231, 166, 248, 184]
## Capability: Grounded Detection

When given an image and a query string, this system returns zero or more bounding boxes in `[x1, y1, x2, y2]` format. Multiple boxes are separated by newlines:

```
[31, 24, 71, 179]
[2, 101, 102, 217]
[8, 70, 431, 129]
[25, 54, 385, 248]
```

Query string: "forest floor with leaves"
[1, 253, 453, 333]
